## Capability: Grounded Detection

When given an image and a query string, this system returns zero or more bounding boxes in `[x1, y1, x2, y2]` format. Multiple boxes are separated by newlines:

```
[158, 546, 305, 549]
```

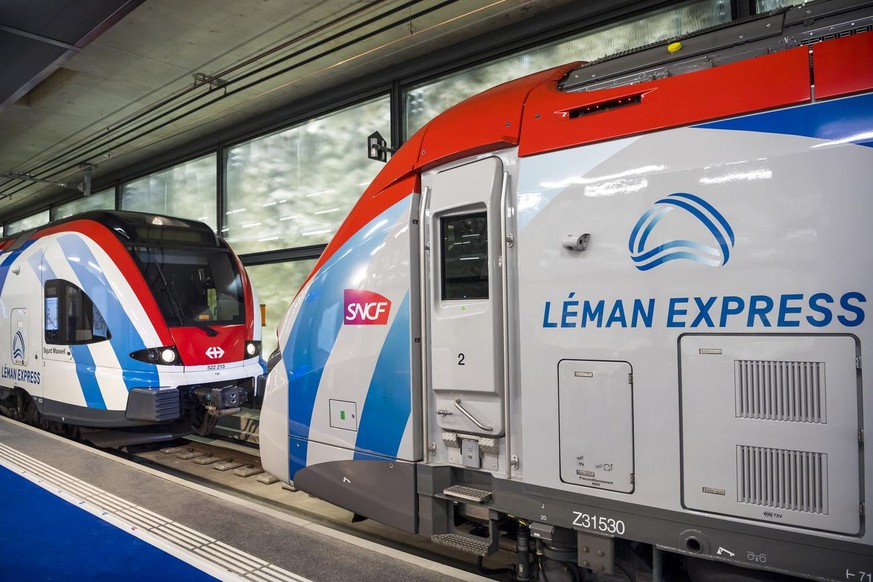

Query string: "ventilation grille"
[735, 360, 826, 423]
[737, 446, 827, 515]
[796, 19, 873, 47]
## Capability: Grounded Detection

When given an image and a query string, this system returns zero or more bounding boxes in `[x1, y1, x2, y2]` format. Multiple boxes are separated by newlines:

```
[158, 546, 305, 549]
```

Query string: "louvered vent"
[737, 446, 827, 514]
[796, 22, 873, 46]
[735, 360, 826, 423]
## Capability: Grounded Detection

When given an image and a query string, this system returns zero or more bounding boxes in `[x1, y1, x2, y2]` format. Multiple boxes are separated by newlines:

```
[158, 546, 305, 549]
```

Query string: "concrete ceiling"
[0, 0, 578, 224]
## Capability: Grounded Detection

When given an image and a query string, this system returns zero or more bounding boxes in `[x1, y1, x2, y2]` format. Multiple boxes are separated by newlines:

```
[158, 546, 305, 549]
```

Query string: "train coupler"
[191, 384, 245, 416]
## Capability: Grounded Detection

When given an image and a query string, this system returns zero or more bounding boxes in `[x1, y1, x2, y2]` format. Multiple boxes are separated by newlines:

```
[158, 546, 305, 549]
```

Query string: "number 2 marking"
[458, 353, 465, 365]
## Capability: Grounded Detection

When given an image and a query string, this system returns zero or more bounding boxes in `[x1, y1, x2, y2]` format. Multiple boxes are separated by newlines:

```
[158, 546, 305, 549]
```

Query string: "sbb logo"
[344, 289, 392, 325]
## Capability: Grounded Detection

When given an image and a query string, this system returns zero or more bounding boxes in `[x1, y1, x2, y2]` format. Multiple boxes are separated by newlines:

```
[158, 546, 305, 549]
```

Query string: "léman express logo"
[12, 330, 26, 365]
[628, 192, 734, 271]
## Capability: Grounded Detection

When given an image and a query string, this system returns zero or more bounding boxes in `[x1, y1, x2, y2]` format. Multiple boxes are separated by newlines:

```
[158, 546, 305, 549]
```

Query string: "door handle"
[454, 399, 493, 431]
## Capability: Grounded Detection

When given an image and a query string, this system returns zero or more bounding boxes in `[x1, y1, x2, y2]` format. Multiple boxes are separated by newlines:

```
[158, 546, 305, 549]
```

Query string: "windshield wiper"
[192, 322, 219, 337]
[150, 256, 185, 327]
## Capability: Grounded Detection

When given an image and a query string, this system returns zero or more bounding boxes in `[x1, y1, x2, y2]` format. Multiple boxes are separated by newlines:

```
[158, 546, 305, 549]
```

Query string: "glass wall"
[224, 96, 390, 255]
[245, 259, 317, 357]
[405, 0, 731, 136]
[7, 210, 50, 235]
[52, 188, 115, 220]
[757, 0, 807, 11]
[121, 154, 217, 229]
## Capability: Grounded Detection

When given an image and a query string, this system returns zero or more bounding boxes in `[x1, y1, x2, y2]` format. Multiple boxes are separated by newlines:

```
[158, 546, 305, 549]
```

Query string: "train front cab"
[0, 211, 263, 445]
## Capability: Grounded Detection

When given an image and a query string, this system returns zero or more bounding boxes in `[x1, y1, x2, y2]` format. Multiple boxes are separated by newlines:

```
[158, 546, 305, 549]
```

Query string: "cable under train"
[0, 210, 263, 447]
[259, 2, 873, 580]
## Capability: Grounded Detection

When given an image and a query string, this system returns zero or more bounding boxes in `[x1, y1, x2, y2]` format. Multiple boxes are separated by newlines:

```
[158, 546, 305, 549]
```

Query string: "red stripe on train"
[34, 219, 174, 346]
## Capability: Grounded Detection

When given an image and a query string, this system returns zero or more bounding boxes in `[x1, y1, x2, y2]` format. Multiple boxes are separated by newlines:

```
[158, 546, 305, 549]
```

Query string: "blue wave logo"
[12, 330, 25, 363]
[629, 193, 734, 271]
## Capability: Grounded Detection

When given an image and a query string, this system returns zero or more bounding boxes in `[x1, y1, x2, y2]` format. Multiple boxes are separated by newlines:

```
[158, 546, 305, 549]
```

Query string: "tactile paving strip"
[0, 442, 309, 582]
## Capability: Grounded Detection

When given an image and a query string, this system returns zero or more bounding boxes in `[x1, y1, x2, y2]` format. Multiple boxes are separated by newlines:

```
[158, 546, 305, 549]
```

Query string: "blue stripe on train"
[354, 292, 411, 460]
[284, 197, 410, 479]
[698, 93, 873, 148]
[69, 345, 107, 409]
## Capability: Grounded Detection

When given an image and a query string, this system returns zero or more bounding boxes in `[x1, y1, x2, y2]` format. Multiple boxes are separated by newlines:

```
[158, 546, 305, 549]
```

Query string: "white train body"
[0, 211, 263, 445]
[261, 3, 873, 579]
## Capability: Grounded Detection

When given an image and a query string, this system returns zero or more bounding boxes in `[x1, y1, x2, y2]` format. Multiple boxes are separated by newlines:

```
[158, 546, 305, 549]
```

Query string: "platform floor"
[0, 417, 490, 582]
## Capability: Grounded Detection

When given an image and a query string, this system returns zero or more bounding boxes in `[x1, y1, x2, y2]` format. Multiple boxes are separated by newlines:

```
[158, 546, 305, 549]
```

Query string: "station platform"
[0, 417, 491, 582]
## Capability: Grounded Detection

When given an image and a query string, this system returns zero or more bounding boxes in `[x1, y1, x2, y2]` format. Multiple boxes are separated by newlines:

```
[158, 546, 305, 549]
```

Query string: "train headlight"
[245, 341, 261, 358]
[130, 346, 183, 366]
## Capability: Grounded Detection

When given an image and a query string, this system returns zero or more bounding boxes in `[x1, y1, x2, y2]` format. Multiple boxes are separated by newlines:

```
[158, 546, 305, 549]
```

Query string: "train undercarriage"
[0, 381, 253, 447]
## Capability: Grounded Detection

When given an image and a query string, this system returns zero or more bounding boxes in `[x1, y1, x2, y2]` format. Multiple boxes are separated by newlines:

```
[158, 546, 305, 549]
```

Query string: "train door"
[39, 251, 75, 420]
[423, 156, 507, 471]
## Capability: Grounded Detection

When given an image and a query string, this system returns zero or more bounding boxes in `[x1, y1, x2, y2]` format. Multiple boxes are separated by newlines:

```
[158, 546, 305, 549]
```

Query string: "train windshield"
[130, 246, 245, 327]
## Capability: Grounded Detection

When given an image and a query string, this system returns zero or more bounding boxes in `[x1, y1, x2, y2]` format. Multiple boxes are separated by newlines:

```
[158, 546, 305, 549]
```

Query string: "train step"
[431, 532, 496, 557]
[443, 484, 492, 504]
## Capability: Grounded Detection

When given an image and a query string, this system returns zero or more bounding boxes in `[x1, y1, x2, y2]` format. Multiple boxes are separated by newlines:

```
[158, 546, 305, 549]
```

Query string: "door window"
[440, 212, 489, 301]
[45, 280, 111, 345]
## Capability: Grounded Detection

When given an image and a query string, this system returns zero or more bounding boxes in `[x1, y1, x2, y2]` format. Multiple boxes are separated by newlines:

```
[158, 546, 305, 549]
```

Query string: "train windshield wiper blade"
[192, 322, 219, 337]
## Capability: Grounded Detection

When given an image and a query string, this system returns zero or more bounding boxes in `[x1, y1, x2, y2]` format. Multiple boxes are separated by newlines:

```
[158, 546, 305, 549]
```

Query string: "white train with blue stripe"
[260, 2, 873, 580]
[0, 210, 263, 446]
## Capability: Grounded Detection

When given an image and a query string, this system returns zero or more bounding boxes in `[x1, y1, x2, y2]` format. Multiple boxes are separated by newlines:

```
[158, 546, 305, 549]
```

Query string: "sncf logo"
[344, 289, 391, 325]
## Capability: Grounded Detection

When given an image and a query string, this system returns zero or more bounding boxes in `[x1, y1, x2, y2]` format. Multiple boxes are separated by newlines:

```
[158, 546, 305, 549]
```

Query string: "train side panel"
[411, 96, 873, 578]
[514, 95, 871, 541]
[261, 15, 873, 580]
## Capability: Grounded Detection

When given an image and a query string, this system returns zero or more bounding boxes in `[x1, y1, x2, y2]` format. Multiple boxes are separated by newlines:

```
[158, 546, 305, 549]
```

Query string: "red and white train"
[259, 1, 873, 579]
[0, 210, 263, 446]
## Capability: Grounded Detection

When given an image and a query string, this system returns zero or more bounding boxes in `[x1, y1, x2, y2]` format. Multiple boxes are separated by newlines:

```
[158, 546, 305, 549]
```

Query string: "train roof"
[0, 210, 220, 249]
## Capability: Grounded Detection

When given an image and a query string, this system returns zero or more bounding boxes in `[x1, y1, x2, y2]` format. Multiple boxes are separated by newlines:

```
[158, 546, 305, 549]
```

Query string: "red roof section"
[413, 63, 580, 170]
[520, 46, 812, 156]
[814, 31, 873, 100]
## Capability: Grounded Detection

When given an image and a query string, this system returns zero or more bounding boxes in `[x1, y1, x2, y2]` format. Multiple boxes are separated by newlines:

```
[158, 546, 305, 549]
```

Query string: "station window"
[121, 155, 217, 230]
[52, 188, 115, 220]
[6, 210, 49, 236]
[245, 259, 316, 358]
[45, 280, 111, 345]
[223, 96, 390, 254]
[441, 212, 489, 301]
[756, 0, 807, 11]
